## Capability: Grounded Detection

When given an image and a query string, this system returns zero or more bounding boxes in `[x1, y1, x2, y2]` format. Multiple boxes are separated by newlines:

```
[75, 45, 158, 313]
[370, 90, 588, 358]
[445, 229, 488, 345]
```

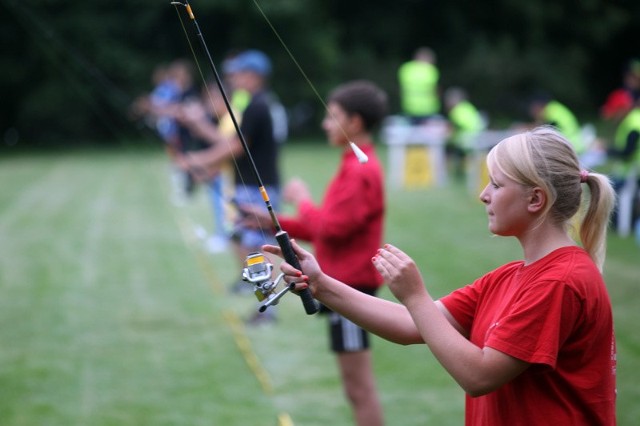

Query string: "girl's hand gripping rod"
[172, 0, 318, 314]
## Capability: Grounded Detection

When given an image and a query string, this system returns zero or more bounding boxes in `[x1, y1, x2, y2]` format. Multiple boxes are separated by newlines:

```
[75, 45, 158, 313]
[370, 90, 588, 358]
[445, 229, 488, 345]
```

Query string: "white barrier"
[617, 168, 638, 238]
[382, 116, 449, 189]
[465, 129, 517, 194]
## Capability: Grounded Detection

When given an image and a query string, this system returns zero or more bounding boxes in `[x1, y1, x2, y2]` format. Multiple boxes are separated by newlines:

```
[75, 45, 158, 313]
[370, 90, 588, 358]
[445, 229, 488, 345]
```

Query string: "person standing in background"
[130, 59, 200, 198]
[175, 82, 240, 252]
[600, 58, 640, 122]
[398, 47, 440, 123]
[179, 49, 284, 324]
[443, 87, 486, 180]
[243, 80, 388, 425]
[607, 98, 640, 236]
[527, 92, 584, 156]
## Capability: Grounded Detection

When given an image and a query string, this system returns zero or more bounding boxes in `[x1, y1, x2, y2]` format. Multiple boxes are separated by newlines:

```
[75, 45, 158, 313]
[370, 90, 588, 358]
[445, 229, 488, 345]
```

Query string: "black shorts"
[321, 287, 377, 353]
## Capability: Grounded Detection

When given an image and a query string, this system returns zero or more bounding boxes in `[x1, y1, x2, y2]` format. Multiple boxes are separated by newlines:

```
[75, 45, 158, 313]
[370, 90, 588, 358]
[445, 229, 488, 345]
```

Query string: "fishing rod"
[171, 0, 319, 315]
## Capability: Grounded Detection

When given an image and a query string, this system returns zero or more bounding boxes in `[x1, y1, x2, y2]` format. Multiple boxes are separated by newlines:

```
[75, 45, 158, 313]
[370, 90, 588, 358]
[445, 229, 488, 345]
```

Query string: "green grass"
[0, 142, 638, 425]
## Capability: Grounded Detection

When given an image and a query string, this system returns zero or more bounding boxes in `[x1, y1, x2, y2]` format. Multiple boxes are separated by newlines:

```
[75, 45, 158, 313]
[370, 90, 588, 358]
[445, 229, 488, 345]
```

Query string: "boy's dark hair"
[327, 80, 388, 131]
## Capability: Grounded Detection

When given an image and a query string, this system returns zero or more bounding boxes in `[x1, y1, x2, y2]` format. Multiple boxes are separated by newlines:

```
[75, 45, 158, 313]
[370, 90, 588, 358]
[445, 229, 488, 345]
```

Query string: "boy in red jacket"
[245, 80, 388, 426]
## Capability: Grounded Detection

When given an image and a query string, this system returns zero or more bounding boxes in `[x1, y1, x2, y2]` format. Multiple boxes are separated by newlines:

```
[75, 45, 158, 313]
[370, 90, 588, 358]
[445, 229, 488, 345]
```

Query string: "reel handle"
[258, 279, 290, 312]
[275, 230, 319, 315]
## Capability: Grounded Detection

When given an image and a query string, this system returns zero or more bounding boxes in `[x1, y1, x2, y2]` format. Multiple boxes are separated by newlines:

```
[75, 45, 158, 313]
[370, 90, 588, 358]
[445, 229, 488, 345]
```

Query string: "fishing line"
[172, 0, 319, 316]
[173, 4, 270, 244]
[251, 0, 367, 162]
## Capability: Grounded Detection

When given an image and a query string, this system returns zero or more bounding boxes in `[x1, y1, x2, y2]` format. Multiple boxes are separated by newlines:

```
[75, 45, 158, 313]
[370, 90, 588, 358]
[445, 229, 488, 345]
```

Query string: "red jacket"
[279, 143, 385, 289]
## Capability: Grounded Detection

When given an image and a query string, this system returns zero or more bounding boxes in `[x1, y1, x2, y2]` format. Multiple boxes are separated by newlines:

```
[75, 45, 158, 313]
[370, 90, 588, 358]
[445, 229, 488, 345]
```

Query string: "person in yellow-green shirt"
[607, 101, 640, 235]
[444, 87, 485, 179]
[398, 47, 440, 123]
[528, 92, 584, 155]
[610, 103, 640, 177]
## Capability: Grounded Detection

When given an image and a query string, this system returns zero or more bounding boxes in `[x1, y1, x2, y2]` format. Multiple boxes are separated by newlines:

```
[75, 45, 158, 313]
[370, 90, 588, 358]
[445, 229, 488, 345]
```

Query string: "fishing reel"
[242, 252, 291, 312]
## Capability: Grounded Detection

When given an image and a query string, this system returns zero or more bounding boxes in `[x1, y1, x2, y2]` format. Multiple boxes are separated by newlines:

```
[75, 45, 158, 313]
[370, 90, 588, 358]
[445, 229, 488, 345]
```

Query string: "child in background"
[244, 80, 388, 426]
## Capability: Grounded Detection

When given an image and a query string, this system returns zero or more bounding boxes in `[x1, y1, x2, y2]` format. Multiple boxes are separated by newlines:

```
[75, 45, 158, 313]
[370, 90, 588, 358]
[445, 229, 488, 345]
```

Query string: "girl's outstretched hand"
[373, 244, 429, 306]
[262, 239, 323, 294]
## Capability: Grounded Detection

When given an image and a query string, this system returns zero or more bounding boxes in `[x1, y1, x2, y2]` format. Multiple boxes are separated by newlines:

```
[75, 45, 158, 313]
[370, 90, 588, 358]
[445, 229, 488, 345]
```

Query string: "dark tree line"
[0, 0, 637, 145]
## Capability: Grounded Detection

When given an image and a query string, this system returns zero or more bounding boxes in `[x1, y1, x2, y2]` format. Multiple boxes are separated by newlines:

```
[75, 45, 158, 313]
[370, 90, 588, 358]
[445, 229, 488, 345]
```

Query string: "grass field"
[1, 141, 638, 425]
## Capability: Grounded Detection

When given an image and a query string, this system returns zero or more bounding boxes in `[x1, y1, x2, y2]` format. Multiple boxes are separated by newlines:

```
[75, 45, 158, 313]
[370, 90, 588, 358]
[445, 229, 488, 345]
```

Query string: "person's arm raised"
[262, 241, 423, 345]
[374, 244, 529, 396]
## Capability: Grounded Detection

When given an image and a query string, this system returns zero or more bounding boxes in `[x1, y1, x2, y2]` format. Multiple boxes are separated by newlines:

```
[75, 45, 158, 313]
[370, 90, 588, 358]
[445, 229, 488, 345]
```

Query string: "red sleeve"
[278, 214, 314, 242]
[297, 164, 380, 242]
[440, 276, 487, 334]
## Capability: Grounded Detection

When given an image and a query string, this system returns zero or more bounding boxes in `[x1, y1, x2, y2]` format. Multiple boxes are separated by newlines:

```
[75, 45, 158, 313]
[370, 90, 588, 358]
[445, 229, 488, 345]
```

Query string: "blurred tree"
[0, 0, 179, 144]
[437, 0, 637, 123]
[0, 0, 637, 145]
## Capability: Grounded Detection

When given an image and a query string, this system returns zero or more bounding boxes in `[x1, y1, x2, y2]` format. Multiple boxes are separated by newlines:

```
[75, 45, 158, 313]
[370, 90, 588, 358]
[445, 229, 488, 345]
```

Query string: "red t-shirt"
[279, 143, 384, 289]
[441, 246, 616, 426]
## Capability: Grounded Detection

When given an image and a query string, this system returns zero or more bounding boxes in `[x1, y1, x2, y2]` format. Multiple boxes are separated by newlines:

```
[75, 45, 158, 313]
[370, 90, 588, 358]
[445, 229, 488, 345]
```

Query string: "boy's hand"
[283, 178, 312, 205]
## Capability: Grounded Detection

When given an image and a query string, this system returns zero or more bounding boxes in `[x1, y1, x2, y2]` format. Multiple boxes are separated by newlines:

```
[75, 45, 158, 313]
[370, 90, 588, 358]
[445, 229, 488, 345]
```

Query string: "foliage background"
[1, 0, 638, 145]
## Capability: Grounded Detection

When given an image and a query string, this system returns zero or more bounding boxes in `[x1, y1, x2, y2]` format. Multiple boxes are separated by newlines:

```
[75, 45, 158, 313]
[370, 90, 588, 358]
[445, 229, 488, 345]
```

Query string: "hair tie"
[579, 170, 589, 183]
